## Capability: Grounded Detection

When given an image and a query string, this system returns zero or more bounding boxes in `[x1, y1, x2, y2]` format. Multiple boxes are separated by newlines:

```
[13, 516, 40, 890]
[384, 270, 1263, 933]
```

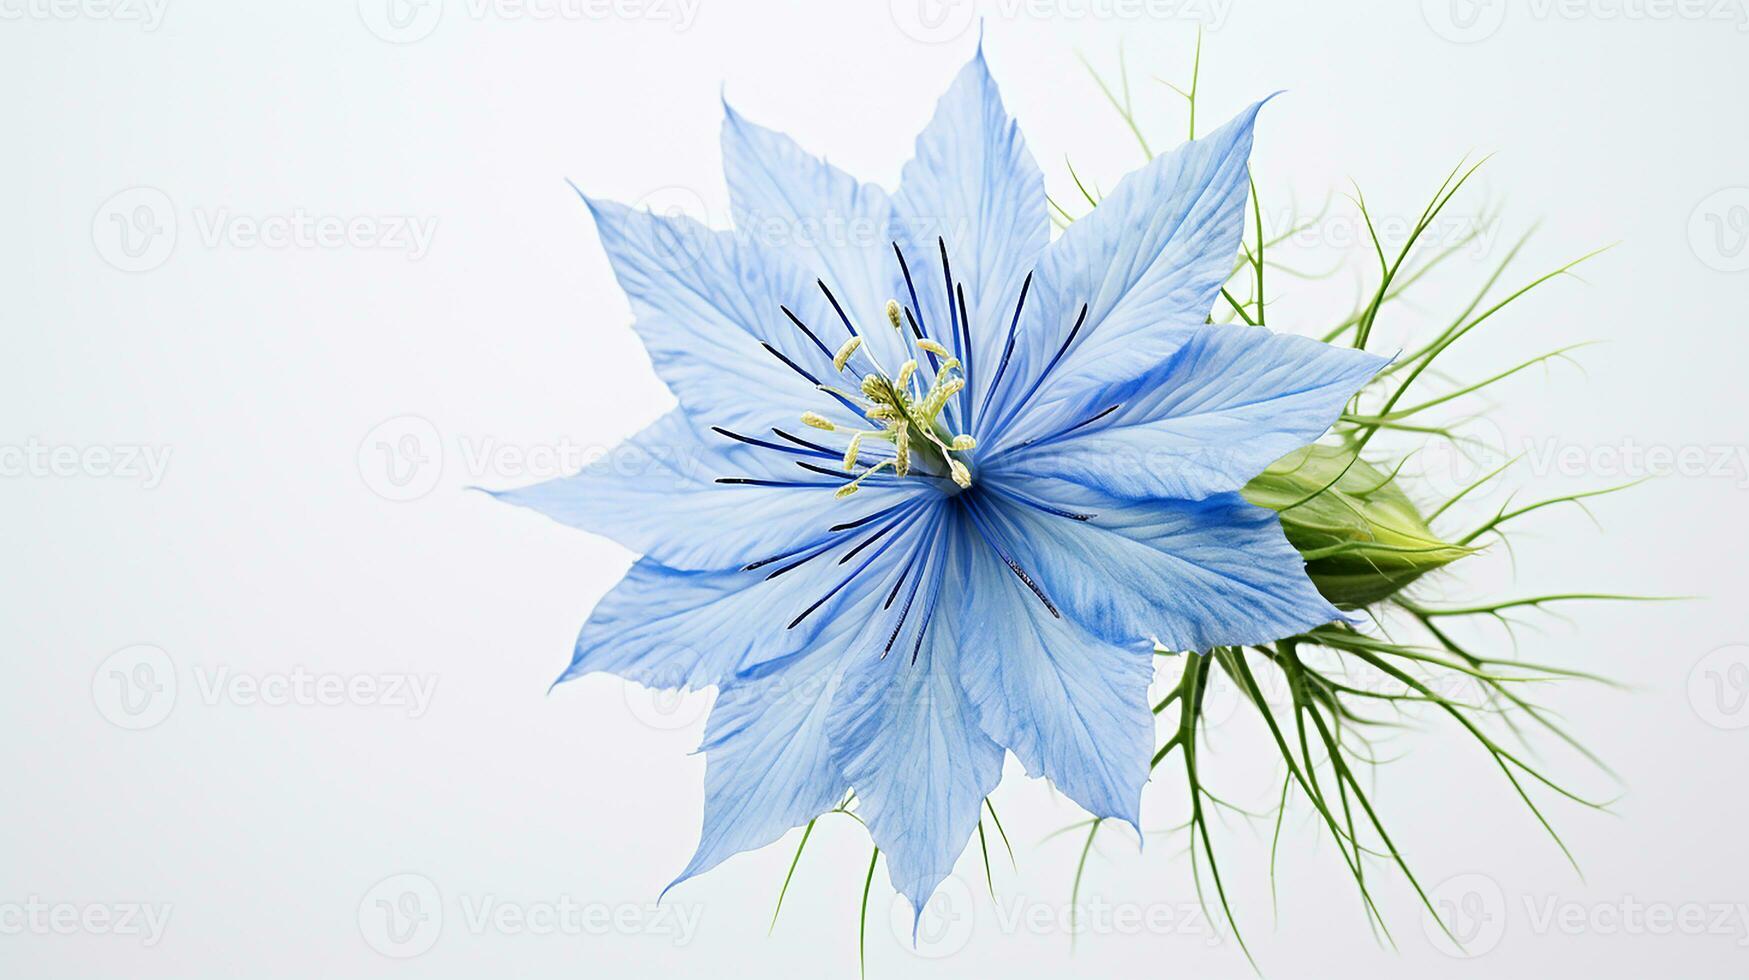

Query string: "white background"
[4, 0, 1748, 976]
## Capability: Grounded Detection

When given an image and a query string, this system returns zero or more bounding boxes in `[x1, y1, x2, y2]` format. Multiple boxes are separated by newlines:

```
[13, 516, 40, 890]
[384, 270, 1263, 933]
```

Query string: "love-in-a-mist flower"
[497, 46, 1385, 919]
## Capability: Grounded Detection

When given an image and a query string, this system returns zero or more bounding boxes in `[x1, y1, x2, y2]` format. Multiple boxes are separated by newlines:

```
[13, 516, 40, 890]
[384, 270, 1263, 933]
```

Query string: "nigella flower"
[497, 46, 1385, 919]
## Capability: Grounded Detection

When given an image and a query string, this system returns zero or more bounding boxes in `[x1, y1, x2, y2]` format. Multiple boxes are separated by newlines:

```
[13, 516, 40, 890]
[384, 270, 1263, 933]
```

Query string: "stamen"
[895, 359, 917, 391]
[802, 412, 836, 431]
[948, 459, 972, 489]
[885, 299, 902, 330]
[893, 426, 910, 477]
[917, 339, 949, 357]
[841, 433, 863, 472]
[832, 336, 862, 373]
[950, 435, 977, 451]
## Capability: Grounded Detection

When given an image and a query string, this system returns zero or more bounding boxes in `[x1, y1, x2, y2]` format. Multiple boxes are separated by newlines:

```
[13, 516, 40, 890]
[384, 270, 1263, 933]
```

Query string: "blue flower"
[497, 47, 1385, 918]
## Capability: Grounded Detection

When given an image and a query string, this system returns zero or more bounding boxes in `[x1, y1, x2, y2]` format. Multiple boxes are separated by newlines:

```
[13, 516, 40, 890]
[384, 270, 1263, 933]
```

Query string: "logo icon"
[92, 644, 177, 730]
[1422, 0, 1507, 43]
[93, 187, 177, 273]
[1688, 188, 1749, 273]
[889, 0, 977, 44]
[1690, 645, 1749, 730]
[358, 416, 444, 502]
[1424, 872, 1506, 957]
[359, 0, 443, 42]
[890, 873, 974, 957]
[359, 873, 442, 957]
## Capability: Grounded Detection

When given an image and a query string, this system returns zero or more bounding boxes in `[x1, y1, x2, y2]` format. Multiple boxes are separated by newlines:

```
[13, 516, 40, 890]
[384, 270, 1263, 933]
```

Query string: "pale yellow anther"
[950, 434, 977, 451]
[949, 459, 972, 489]
[894, 426, 911, 477]
[861, 375, 887, 401]
[835, 483, 860, 499]
[801, 412, 836, 432]
[885, 299, 903, 330]
[866, 405, 900, 423]
[917, 339, 950, 357]
[895, 359, 917, 390]
[842, 433, 863, 471]
[832, 336, 863, 372]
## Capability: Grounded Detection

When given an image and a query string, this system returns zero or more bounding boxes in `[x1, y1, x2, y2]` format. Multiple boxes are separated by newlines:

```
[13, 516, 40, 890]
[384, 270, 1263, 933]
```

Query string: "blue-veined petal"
[558, 497, 935, 691]
[490, 409, 915, 571]
[976, 477, 1342, 652]
[583, 195, 852, 434]
[826, 513, 1005, 920]
[720, 102, 907, 369]
[984, 322, 1386, 501]
[954, 504, 1154, 830]
[890, 46, 1048, 434]
[666, 638, 853, 892]
[981, 103, 1265, 443]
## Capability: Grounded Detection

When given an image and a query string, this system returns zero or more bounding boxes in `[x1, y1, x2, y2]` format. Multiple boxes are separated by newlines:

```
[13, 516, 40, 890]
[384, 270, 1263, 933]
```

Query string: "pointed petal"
[890, 47, 1048, 434]
[491, 409, 914, 571]
[984, 103, 1266, 441]
[986, 322, 1386, 500]
[583, 196, 850, 434]
[977, 480, 1341, 653]
[667, 640, 852, 889]
[955, 504, 1154, 828]
[559, 501, 934, 690]
[827, 516, 1004, 914]
[720, 102, 905, 368]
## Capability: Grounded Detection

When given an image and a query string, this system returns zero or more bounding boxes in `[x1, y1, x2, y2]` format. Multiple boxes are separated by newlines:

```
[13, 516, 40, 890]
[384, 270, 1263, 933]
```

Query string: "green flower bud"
[1243, 445, 1472, 609]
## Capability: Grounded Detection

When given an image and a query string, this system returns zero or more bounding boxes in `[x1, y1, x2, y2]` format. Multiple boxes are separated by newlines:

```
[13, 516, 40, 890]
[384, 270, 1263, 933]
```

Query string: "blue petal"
[982, 103, 1266, 442]
[667, 639, 852, 891]
[720, 102, 906, 369]
[827, 515, 1004, 917]
[491, 409, 916, 571]
[976, 479, 1342, 652]
[954, 504, 1155, 829]
[985, 321, 1386, 500]
[559, 500, 934, 691]
[890, 47, 1048, 434]
[583, 196, 851, 435]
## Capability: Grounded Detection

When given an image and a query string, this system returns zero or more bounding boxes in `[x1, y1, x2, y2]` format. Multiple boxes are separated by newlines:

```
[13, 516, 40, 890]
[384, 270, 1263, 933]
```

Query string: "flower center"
[800, 298, 977, 499]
